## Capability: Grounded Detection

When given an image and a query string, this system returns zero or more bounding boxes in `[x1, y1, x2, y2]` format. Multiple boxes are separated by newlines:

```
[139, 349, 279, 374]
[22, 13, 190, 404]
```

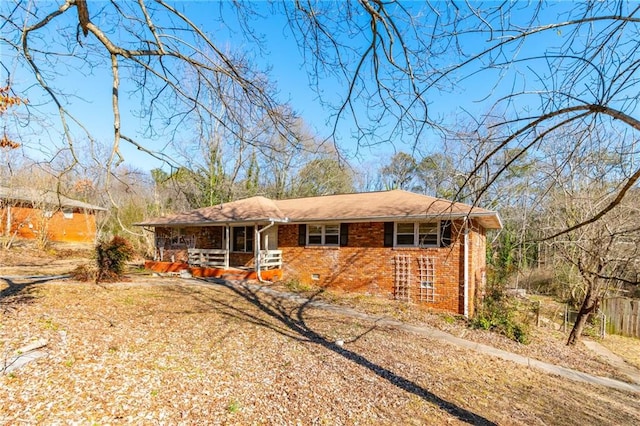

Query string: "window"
[418, 223, 438, 246]
[63, 208, 74, 219]
[395, 222, 439, 247]
[396, 223, 415, 245]
[307, 224, 339, 246]
[232, 226, 254, 252]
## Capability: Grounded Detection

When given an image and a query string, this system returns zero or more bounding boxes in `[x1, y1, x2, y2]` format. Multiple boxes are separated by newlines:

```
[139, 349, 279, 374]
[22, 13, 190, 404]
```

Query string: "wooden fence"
[603, 297, 640, 338]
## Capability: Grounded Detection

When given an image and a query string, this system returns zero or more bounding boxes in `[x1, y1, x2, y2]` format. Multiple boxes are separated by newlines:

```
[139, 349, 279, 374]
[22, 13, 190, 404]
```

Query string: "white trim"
[306, 223, 340, 246]
[231, 225, 255, 253]
[463, 219, 470, 318]
[393, 221, 440, 248]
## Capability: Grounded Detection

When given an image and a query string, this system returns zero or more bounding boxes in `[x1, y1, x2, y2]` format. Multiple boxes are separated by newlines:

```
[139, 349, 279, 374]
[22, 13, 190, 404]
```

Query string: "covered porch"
[136, 195, 289, 282]
[147, 222, 284, 281]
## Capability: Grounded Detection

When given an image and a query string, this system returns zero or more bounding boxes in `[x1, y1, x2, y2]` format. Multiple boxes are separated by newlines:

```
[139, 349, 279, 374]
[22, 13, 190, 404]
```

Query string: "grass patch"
[227, 399, 241, 413]
[282, 278, 317, 293]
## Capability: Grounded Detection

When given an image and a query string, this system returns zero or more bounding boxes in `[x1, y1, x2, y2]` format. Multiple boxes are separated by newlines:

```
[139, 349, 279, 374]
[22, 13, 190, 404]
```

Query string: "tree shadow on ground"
[187, 278, 496, 425]
[0, 275, 69, 303]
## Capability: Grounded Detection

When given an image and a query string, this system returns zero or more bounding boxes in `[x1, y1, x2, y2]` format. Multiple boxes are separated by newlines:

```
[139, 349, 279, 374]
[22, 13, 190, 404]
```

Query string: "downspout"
[463, 218, 470, 318]
[255, 218, 289, 283]
[255, 221, 276, 283]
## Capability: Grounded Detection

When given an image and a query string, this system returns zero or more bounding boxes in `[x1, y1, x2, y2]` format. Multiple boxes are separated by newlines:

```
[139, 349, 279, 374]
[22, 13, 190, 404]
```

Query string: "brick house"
[137, 190, 501, 316]
[0, 186, 107, 244]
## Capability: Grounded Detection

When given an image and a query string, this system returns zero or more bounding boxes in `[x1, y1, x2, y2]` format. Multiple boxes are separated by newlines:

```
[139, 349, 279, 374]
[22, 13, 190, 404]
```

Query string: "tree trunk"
[567, 290, 599, 346]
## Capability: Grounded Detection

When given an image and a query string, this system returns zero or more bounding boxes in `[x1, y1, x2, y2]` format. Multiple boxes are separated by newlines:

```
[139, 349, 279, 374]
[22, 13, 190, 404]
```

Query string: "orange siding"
[0, 205, 99, 243]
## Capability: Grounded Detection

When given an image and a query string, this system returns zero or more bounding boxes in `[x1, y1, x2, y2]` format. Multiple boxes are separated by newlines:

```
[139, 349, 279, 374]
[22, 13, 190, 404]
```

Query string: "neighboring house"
[0, 186, 107, 244]
[136, 190, 502, 316]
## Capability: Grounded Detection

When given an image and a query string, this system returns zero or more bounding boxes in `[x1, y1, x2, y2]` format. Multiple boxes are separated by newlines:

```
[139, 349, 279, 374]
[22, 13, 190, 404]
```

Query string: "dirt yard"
[1, 244, 640, 424]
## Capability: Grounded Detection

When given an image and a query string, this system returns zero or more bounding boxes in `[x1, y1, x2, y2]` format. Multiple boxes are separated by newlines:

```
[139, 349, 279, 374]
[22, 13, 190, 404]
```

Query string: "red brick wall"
[0, 205, 98, 243]
[278, 220, 487, 316]
[149, 220, 490, 316]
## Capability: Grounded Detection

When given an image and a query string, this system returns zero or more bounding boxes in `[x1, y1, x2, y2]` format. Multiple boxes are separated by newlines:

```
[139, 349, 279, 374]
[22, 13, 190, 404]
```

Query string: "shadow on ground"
[181, 278, 496, 426]
[0, 275, 69, 303]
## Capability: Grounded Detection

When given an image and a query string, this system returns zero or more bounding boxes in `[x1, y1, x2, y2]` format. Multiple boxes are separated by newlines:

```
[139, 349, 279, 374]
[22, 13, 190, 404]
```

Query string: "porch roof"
[137, 196, 287, 226]
[137, 190, 502, 230]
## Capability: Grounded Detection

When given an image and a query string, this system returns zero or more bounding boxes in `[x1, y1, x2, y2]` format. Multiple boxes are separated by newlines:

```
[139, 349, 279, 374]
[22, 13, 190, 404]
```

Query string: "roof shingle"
[137, 190, 501, 229]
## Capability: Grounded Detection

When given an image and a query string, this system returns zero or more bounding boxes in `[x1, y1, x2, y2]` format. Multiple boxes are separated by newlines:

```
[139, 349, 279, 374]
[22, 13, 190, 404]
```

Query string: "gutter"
[281, 212, 502, 230]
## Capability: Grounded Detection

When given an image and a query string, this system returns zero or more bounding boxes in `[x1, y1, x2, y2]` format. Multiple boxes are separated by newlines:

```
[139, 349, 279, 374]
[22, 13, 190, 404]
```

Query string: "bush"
[95, 236, 135, 282]
[472, 283, 531, 344]
[71, 264, 97, 282]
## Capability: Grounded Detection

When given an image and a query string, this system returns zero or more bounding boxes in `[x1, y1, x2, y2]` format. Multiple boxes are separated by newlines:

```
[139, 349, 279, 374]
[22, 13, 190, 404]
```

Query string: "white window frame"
[307, 223, 340, 246]
[62, 208, 74, 219]
[394, 222, 440, 248]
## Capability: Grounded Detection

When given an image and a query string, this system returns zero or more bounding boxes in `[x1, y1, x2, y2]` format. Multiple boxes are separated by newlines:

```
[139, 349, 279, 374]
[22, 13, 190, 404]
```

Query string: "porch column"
[225, 225, 230, 269]
[254, 224, 261, 272]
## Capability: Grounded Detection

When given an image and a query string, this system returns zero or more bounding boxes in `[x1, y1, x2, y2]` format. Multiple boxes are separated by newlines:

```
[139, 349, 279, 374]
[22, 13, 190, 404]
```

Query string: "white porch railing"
[188, 248, 229, 268]
[187, 248, 282, 270]
[260, 250, 282, 270]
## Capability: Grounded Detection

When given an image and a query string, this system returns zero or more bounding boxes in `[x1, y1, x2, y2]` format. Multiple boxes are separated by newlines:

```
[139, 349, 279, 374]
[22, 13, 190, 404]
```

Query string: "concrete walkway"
[194, 278, 640, 394]
[583, 340, 640, 385]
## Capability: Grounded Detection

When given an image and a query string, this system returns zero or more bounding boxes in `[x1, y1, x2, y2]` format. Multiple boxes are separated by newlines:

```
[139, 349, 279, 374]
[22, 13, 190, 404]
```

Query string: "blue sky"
[1, 1, 588, 174]
[4, 1, 351, 171]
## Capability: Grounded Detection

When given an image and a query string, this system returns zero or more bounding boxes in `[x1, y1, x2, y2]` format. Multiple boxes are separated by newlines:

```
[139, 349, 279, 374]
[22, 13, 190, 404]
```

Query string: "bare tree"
[283, 1, 640, 233]
[4, 1, 640, 235]
[2, 0, 297, 202]
[291, 156, 355, 197]
[544, 189, 640, 345]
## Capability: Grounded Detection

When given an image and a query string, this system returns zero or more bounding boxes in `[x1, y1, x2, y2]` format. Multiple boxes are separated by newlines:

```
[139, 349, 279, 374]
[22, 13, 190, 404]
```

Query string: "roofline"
[284, 211, 502, 228]
[3, 197, 108, 212]
[0, 188, 107, 211]
[275, 188, 475, 206]
[134, 212, 502, 229]
[133, 218, 287, 227]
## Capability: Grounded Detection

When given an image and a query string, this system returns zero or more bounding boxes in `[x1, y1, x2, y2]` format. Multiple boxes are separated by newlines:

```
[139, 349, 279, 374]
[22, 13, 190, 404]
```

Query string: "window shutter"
[340, 223, 349, 246]
[298, 224, 306, 246]
[383, 222, 394, 247]
[440, 221, 452, 247]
